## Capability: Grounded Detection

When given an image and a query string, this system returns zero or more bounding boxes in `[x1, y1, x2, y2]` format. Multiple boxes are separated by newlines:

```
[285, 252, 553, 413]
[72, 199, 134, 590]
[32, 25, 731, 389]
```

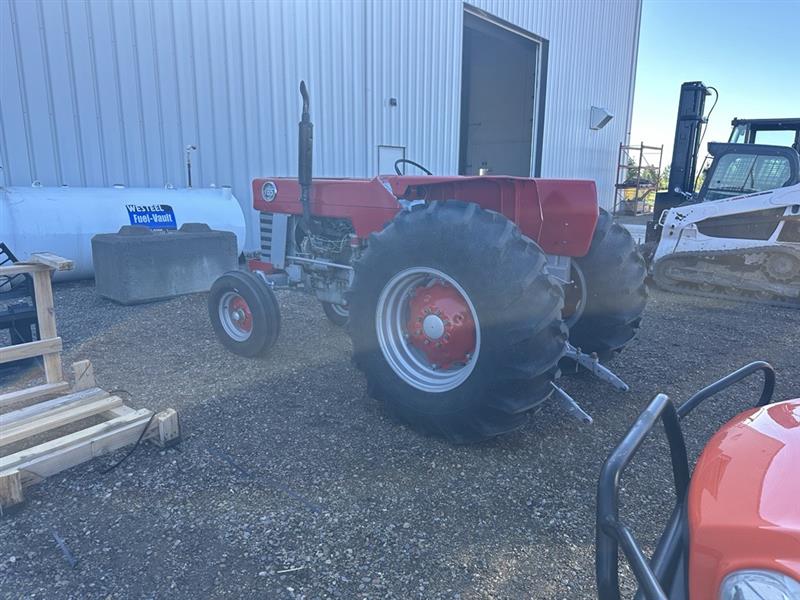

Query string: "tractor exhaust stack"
[298, 81, 314, 230]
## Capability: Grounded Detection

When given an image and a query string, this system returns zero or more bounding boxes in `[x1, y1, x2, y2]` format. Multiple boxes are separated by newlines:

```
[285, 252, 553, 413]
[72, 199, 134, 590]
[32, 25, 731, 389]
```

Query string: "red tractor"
[209, 83, 647, 442]
[597, 362, 800, 599]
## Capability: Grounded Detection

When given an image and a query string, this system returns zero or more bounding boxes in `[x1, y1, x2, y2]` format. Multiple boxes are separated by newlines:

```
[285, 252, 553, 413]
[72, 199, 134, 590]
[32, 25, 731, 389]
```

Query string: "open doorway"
[459, 10, 546, 176]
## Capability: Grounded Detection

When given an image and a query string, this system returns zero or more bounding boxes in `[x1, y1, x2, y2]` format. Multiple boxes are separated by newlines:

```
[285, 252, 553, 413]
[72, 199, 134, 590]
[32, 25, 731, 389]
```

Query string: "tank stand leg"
[550, 383, 593, 425]
[564, 343, 630, 392]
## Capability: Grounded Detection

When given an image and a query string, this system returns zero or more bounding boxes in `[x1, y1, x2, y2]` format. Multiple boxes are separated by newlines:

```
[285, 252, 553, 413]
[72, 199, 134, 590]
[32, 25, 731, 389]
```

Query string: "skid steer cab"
[597, 361, 800, 599]
[208, 82, 648, 443]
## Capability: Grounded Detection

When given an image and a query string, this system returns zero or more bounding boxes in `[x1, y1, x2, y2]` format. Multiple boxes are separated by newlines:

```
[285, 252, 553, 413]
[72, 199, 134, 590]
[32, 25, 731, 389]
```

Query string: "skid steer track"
[653, 246, 800, 309]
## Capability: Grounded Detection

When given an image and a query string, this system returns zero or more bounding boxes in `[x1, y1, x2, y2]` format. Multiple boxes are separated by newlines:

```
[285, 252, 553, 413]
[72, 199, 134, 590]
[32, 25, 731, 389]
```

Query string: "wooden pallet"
[0, 254, 179, 511]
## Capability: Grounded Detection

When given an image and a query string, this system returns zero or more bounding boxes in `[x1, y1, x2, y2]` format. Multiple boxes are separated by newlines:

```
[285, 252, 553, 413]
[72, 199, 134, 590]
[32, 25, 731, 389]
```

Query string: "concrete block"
[91, 223, 238, 304]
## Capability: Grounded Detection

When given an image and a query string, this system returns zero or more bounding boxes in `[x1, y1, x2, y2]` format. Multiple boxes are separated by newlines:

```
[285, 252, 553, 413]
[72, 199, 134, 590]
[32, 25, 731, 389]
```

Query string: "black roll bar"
[596, 361, 776, 600]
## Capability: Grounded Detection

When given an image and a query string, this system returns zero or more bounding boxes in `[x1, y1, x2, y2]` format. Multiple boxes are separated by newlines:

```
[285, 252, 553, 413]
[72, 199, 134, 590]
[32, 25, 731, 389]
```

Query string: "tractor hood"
[252, 175, 599, 257]
[687, 398, 800, 598]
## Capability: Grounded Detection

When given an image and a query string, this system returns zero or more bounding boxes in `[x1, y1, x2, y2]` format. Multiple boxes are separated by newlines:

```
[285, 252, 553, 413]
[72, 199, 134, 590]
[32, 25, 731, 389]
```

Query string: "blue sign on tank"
[125, 203, 177, 230]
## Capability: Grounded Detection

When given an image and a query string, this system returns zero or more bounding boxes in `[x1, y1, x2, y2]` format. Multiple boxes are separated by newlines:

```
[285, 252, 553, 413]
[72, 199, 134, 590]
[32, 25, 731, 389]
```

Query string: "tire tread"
[347, 201, 566, 443]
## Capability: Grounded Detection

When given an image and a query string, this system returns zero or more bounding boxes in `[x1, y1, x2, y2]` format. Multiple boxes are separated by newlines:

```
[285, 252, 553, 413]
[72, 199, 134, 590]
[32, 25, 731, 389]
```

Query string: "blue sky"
[629, 0, 800, 162]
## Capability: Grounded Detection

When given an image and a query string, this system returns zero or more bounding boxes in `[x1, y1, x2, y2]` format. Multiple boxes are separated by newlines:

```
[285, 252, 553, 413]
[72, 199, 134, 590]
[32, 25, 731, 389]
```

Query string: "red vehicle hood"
[251, 175, 598, 257]
[688, 398, 800, 597]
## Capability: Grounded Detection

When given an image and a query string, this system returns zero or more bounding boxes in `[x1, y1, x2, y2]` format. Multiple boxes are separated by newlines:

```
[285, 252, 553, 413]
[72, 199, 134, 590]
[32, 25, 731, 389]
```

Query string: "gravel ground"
[1, 281, 798, 599]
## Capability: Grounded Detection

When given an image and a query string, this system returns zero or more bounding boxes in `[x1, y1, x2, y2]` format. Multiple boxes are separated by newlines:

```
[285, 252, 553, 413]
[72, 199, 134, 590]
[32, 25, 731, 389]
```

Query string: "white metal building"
[1, 0, 642, 251]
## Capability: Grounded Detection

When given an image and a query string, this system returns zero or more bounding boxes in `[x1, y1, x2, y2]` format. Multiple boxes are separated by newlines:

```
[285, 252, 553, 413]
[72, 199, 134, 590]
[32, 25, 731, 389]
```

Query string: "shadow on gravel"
[1, 282, 797, 599]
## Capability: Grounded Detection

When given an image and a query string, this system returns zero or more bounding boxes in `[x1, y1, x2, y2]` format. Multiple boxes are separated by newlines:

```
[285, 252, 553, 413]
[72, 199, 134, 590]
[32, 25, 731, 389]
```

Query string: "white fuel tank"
[0, 185, 246, 281]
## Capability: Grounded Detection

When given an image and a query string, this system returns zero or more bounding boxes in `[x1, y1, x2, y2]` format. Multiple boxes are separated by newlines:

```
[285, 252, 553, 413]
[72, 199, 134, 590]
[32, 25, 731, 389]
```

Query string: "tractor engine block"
[300, 217, 355, 263]
[263, 215, 357, 307]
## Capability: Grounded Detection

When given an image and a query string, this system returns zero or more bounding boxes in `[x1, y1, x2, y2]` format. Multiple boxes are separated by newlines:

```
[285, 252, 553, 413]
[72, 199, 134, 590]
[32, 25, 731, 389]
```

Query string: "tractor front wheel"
[347, 201, 567, 443]
[208, 271, 281, 357]
[321, 301, 349, 326]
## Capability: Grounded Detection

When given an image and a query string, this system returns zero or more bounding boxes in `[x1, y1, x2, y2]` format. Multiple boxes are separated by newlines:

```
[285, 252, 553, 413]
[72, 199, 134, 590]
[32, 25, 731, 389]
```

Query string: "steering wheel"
[394, 158, 432, 176]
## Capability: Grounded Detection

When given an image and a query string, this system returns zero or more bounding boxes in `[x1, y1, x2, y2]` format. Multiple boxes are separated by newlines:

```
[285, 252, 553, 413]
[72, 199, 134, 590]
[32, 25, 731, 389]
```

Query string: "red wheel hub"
[405, 280, 476, 369]
[229, 296, 253, 332]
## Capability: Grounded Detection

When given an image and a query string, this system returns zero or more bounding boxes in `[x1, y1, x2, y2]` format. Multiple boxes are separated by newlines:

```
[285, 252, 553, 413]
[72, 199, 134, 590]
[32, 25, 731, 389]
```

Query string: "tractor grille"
[260, 212, 273, 260]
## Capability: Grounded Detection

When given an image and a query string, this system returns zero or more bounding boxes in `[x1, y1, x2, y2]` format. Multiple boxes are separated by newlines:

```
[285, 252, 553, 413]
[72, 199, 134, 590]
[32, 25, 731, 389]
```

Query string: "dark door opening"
[459, 12, 542, 176]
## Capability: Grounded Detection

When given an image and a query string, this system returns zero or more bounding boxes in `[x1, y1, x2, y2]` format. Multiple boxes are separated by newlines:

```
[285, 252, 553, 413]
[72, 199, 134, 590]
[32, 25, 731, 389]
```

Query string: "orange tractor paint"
[687, 398, 800, 598]
[597, 362, 800, 599]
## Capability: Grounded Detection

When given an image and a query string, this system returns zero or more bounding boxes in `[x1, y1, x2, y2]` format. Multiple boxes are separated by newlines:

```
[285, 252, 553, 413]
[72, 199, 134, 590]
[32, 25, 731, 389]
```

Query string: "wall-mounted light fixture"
[590, 106, 614, 130]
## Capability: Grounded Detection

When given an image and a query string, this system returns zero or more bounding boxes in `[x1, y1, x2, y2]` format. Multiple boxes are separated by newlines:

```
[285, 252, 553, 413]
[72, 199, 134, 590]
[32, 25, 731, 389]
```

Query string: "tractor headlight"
[719, 569, 800, 599]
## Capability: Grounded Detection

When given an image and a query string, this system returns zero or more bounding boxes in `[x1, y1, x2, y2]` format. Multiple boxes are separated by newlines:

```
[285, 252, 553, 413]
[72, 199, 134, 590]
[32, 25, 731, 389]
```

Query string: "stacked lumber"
[0, 254, 179, 511]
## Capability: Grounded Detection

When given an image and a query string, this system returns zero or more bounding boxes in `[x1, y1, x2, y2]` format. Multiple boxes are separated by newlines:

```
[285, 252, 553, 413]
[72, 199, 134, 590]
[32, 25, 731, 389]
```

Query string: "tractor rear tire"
[347, 201, 567, 443]
[208, 271, 281, 357]
[566, 209, 647, 361]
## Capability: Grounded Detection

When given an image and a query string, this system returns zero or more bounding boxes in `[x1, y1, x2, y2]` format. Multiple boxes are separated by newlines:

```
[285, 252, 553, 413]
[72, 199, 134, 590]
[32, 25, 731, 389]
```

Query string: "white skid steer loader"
[653, 143, 800, 307]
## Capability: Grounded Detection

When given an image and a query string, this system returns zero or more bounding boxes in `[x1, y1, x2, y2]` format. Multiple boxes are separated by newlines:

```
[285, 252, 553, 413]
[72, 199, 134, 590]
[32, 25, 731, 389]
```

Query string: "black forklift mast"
[645, 82, 711, 243]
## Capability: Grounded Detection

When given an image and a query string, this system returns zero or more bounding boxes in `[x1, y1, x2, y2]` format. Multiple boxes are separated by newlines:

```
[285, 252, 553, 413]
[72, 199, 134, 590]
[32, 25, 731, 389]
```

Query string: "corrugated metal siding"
[0, 0, 368, 249]
[365, 1, 462, 175]
[471, 0, 642, 206]
[1, 0, 640, 249]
